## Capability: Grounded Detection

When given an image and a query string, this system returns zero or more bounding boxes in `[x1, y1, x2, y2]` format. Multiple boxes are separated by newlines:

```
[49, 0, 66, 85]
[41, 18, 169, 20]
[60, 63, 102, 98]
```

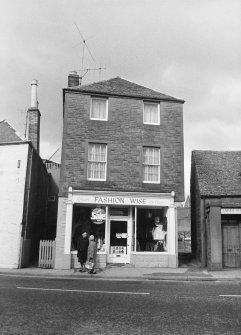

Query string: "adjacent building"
[0, 81, 49, 268]
[55, 76, 185, 269]
[191, 150, 241, 270]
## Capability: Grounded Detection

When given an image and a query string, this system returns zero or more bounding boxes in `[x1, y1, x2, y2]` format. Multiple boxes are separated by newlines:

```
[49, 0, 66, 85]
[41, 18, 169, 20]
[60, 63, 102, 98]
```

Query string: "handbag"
[85, 261, 94, 270]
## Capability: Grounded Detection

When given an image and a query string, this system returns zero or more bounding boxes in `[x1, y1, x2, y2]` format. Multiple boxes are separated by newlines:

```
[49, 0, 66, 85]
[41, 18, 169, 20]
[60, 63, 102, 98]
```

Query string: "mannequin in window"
[152, 223, 167, 251]
[152, 224, 166, 240]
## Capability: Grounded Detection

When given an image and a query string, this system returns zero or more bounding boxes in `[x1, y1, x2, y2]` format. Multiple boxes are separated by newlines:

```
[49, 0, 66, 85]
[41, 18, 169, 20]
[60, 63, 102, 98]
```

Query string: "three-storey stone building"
[55, 76, 185, 269]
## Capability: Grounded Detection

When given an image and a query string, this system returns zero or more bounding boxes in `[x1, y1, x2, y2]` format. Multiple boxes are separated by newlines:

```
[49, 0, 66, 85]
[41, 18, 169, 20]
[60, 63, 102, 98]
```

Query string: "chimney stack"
[27, 80, 41, 154]
[68, 71, 80, 87]
[31, 79, 38, 108]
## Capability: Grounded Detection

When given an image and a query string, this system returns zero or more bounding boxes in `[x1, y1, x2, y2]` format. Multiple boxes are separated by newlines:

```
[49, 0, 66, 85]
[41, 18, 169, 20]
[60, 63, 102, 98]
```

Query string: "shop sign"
[91, 208, 106, 224]
[221, 208, 241, 215]
[73, 194, 171, 206]
[94, 196, 166, 206]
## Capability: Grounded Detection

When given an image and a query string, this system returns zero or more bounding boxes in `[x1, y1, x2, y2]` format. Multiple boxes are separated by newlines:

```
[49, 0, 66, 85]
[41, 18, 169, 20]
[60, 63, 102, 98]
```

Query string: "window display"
[136, 208, 168, 252]
[71, 205, 106, 252]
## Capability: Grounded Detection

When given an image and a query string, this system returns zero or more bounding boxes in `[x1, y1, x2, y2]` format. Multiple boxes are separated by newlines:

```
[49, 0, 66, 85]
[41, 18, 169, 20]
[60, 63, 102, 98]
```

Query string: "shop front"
[65, 188, 178, 268]
[204, 202, 241, 270]
[221, 208, 241, 268]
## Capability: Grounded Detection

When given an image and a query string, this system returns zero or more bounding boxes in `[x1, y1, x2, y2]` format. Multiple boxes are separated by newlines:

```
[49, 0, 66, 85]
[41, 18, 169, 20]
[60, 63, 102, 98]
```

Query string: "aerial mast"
[73, 23, 106, 84]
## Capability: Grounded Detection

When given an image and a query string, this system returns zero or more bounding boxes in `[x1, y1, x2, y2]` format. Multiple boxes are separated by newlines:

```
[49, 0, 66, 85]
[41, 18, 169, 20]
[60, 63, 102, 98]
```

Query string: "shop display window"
[136, 207, 168, 252]
[71, 205, 106, 252]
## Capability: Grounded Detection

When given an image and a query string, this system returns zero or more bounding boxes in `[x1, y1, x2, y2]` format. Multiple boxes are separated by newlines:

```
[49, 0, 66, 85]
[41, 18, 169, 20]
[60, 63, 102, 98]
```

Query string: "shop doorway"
[222, 222, 241, 268]
[107, 220, 130, 263]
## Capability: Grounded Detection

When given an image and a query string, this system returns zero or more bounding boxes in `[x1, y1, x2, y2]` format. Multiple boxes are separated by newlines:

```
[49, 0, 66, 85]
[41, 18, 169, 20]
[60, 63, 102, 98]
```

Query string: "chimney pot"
[68, 72, 80, 87]
[31, 79, 38, 108]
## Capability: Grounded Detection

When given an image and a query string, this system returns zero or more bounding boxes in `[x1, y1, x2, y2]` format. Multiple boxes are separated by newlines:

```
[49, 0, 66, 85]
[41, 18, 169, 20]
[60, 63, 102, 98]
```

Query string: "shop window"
[90, 97, 108, 121]
[136, 208, 168, 252]
[143, 147, 160, 183]
[87, 143, 107, 181]
[143, 102, 160, 125]
[71, 205, 106, 253]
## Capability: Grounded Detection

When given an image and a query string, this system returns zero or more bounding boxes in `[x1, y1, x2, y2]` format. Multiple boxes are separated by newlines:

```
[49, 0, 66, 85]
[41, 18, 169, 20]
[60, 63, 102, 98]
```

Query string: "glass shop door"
[108, 220, 131, 263]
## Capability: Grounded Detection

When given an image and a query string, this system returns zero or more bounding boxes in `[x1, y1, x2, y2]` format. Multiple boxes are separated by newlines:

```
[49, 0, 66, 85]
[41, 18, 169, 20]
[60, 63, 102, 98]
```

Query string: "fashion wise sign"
[72, 194, 170, 206]
[95, 196, 147, 205]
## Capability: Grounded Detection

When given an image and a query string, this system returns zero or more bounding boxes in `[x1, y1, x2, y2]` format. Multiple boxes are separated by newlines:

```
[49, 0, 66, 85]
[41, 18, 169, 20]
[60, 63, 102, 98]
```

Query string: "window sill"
[142, 181, 160, 184]
[90, 118, 108, 121]
[143, 122, 160, 125]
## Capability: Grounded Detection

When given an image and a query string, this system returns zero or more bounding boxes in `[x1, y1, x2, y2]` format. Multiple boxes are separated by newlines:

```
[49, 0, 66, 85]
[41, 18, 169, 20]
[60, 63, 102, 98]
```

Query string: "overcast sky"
[1, 0, 241, 196]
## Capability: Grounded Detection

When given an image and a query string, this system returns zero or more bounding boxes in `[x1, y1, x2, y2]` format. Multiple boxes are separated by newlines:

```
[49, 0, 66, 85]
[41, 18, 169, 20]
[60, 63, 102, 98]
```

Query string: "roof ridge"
[114, 76, 177, 98]
[66, 76, 184, 102]
[80, 76, 121, 88]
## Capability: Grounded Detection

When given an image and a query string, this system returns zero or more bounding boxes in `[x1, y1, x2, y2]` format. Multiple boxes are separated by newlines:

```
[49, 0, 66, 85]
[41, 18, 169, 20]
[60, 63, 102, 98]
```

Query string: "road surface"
[0, 274, 240, 334]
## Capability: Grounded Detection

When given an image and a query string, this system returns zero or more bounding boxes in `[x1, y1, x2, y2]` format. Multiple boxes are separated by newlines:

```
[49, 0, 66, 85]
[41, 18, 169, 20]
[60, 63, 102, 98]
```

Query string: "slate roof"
[192, 150, 241, 197]
[66, 77, 184, 102]
[0, 120, 23, 143]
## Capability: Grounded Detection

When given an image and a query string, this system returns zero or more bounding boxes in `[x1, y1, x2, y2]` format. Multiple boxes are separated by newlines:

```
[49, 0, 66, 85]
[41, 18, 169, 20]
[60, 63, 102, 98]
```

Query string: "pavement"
[0, 259, 241, 282]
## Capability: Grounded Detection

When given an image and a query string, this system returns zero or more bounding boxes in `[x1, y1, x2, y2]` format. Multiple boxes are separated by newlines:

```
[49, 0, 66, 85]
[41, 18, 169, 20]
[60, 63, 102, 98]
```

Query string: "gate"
[222, 224, 241, 268]
[38, 240, 56, 268]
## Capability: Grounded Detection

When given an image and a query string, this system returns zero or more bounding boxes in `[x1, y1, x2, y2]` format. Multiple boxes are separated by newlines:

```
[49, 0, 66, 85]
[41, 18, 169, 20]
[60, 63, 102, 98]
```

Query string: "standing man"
[77, 232, 89, 272]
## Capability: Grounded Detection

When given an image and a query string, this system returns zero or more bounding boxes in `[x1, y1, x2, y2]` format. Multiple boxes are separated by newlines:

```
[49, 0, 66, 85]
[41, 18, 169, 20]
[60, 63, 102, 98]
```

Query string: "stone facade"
[55, 77, 185, 269]
[60, 94, 184, 199]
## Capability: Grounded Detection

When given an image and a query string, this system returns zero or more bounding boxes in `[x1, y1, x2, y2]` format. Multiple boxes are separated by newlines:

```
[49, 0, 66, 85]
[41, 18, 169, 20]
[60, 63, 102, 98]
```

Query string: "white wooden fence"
[38, 240, 56, 268]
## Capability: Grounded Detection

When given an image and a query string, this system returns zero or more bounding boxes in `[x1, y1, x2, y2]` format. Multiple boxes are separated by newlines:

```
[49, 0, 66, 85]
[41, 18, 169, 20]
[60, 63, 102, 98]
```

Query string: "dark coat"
[77, 236, 89, 263]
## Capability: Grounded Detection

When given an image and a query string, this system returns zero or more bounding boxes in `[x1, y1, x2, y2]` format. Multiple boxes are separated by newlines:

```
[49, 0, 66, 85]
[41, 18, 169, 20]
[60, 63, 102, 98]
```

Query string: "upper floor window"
[143, 147, 160, 183]
[90, 97, 108, 121]
[143, 102, 160, 125]
[87, 143, 107, 181]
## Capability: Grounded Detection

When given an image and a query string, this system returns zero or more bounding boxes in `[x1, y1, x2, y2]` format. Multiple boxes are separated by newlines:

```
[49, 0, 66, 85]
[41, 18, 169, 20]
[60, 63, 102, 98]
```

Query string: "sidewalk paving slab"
[0, 265, 241, 282]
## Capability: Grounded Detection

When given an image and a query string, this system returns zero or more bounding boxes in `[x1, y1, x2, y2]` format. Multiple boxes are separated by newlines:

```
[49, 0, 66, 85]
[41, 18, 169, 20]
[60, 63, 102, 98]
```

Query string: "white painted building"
[0, 81, 49, 268]
[0, 129, 29, 267]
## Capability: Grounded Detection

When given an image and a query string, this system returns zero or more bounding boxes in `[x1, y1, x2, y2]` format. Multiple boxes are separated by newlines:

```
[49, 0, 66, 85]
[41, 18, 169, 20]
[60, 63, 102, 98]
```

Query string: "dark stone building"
[191, 150, 241, 270]
[55, 76, 185, 269]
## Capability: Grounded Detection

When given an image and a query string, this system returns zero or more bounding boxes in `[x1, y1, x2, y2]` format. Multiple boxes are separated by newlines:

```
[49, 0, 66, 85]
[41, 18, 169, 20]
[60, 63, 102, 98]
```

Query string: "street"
[0, 275, 240, 335]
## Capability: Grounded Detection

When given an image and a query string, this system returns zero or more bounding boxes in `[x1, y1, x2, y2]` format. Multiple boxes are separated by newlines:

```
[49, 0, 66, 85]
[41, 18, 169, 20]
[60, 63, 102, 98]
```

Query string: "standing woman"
[77, 232, 89, 272]
[87, 235, 97, 274]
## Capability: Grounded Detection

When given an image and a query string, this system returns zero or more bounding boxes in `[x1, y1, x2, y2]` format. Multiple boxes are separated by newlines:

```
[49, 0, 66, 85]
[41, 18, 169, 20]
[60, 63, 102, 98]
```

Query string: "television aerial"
[72, 23, 105, 84]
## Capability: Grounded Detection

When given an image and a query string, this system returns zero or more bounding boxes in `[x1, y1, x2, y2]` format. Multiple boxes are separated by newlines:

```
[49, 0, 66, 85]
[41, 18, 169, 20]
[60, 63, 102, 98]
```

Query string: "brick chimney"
[27, 80, 41, 154]
[68, 71, 80, 87]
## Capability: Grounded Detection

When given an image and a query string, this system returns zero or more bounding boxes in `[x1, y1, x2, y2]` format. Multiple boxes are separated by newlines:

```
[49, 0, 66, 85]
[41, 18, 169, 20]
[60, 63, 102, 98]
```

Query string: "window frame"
[143, 101, 160, 125]
[87, 143, 107, 181]
[142, 146, 160, 184]
[90, 97, 108, 121]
